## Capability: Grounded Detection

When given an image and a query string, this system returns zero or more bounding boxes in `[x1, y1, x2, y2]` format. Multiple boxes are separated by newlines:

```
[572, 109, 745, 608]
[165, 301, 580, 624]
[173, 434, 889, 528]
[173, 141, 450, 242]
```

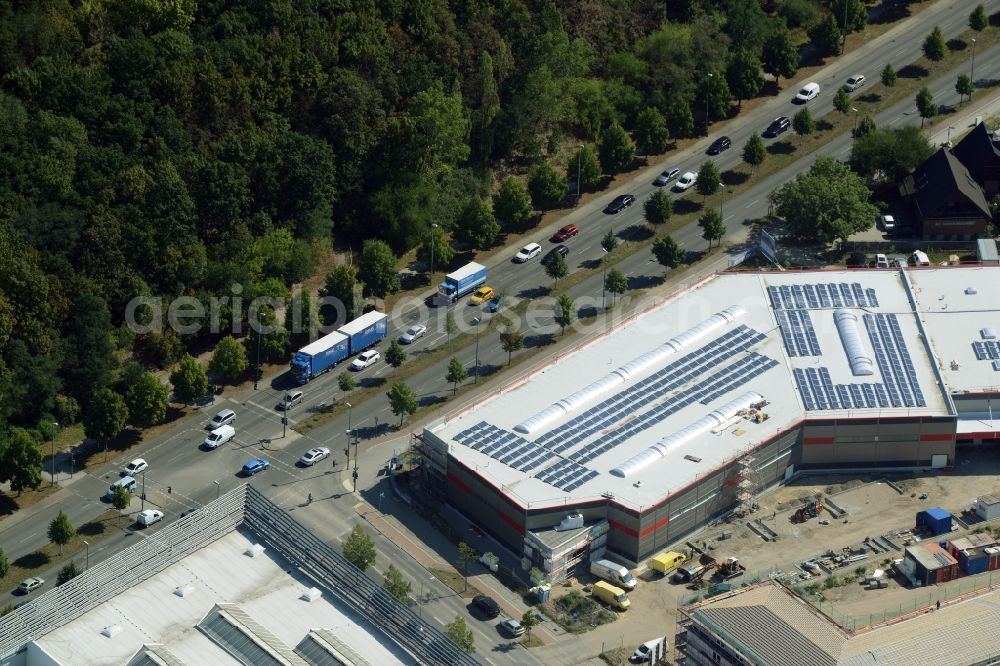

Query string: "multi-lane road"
[1, 1, 993, 659]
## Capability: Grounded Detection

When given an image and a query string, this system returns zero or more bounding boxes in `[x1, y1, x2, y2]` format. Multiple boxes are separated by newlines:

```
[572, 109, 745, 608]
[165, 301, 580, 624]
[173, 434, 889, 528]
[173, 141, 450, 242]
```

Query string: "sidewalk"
[927, 89, 1000, 146]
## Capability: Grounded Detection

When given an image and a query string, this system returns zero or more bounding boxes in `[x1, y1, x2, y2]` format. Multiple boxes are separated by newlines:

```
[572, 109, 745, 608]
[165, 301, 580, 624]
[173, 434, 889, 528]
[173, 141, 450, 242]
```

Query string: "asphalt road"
[0, 0, 990, 656]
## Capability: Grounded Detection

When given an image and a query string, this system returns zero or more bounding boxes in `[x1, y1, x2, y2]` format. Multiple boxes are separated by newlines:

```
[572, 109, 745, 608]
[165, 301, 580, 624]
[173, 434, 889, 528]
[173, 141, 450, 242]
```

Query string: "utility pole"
[51, 421, 59, 486]
[140, 470, 146, 511]
[83, 540, 90, 570]
[254, 308, 262, 390]
[841, 0, 849, 54]
[576, 144, 584, 200]
[281, 393, 288, 437]
[344, 402, 352, 469]
[429, 223, 438, 285]
[971, 37, 978, 84]
[851, 107, 859, 153]
[473, 317, 482, 383]
[601, 248, 609, 310]
[704, 72, 713, 135]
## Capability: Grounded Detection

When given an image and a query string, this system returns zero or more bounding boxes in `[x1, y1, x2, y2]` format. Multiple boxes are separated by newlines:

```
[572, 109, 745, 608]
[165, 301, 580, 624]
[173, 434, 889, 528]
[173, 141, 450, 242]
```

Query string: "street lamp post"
[214, 479, 220, 500]
[344, 401, 353, 469]
[50, 421, 59, 486]
[576, 144, 584, 200]
[418, 576, 436, 618]
[948, 125, 956, 145]
[83, 540, 90, 570]
[140, 470, 146, 511]
[850, 107, 859, 153]
[704, 73, 713, 135]
[254, 307, 262, 390]
[601, 248, 609, 310]
[971, 38, 978, 85]
[281, 393, 288, 438]
[379, 491, 385, 513]
[472, 317, 482, 384]
[429, 223, 438, 284]
[841, 0, 850, 54]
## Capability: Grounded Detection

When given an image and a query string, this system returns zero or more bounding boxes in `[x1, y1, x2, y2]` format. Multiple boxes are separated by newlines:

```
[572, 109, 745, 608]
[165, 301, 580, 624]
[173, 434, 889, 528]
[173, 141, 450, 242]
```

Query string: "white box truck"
[590, 559, 636, 590]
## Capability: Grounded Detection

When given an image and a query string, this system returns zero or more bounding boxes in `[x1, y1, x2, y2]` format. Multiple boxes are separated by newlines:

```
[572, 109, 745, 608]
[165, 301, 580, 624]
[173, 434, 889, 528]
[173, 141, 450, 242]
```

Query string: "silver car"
[299, 447, 331, 466]
[653, 168, 680, 186]
[399, 324, 427, 344]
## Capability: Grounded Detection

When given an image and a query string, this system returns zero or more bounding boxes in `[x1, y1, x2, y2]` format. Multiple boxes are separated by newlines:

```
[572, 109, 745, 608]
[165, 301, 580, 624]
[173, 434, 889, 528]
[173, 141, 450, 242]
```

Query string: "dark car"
[542, 245, 569, 266]
[763, 116, 790, 138]
[552, 224, 579, 242]
[472, 594, 501, 619]
[707, 136, 731, 155]
[604, 194, 635, 214]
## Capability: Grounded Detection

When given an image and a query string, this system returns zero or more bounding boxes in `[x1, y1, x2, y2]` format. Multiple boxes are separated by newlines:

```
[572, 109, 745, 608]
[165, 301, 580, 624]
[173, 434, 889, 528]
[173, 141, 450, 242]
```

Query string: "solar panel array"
[767, 282, 879, 310]
[775, 309, 821, 357]
[534, 326, 767, 454]
[453, 421, 556, 473]
[972, 340, 1000, 360]
[533, 458, 600, 493]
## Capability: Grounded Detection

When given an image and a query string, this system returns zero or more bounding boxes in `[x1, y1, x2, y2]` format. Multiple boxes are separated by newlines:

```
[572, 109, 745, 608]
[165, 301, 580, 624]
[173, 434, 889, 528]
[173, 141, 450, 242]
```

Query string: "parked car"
[763, 116, 790, 138]
[604, 194, 635, 214]
[299, 446, 331, 466]
[674, 172, 698, 191]
[350, 350, 380, 370]
[487, 296, 503, 313]
[552, 224, 579, 241]
[795, 82, 820, 103]
[499, 618, 525, 637]
[122, 458, 148, 477]
[399, 324, 427, 344]
[542, 245, 569, 266]
[879, 214, 896, 231]
[137, 509, 164, 527]
[17, 577, 44, 595]
[472, 594, 501, 618]
[513, 243, 542, 263]
[707, 136, 731, 155]
[875, 253, 889, 268]
[844, 74, 865, 92]
[242, 458, 270, 476]
[653, 167, 680, 186]
[207, 408, 236, 429]
[278, 390, 303, 409]
[470, 285, 495, 305]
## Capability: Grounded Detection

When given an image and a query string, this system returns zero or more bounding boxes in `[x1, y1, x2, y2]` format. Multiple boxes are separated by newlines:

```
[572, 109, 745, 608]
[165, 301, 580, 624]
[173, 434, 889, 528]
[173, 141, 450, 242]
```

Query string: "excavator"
[792, 499, 824, 523]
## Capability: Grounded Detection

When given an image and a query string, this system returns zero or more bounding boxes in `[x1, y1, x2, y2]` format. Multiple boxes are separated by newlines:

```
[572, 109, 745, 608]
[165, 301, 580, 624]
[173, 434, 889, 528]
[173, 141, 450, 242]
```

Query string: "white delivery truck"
[590, 559, 637, 590]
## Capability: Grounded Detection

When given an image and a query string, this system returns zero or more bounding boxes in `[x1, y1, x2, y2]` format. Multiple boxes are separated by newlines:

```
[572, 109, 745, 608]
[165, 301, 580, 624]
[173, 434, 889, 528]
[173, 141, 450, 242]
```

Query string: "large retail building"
[420, 267, 1000, 578]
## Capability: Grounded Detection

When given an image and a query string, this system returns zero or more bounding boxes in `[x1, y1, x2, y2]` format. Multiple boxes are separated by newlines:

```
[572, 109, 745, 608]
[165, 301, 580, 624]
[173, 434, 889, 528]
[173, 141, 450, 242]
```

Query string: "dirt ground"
[555, 447, 1000, 661]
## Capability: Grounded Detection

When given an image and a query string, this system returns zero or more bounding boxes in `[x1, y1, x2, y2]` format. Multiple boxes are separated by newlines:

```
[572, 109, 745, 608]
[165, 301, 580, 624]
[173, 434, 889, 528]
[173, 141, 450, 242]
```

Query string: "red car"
[552, 224, 579, 242]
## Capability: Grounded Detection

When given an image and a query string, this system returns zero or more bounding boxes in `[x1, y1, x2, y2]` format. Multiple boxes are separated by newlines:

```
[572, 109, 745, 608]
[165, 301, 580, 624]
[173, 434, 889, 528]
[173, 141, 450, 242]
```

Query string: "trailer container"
[290, 331, 350, 384]
[338, 310, 388, 354]
[435, 262, 487, 306]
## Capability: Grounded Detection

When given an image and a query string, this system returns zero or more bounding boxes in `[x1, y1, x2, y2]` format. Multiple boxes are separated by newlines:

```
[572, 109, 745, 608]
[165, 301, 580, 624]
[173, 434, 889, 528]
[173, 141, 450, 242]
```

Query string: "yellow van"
[592, 580, 630, 610]
[649, 550, 687, 576]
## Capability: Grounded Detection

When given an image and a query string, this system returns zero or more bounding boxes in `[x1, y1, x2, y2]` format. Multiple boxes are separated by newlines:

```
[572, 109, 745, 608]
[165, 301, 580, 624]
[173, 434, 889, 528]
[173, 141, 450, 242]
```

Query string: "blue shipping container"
[338, 311, 388, 354]
[917, 507, 952, 536]
[290, 331, 350, 384]
[964, 551, 989, 575]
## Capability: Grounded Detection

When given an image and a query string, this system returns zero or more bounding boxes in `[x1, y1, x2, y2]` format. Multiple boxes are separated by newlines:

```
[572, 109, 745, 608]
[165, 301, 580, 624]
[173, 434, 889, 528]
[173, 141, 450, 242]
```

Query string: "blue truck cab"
[290, 331, 349, 385]
[435, 262, 487, 307]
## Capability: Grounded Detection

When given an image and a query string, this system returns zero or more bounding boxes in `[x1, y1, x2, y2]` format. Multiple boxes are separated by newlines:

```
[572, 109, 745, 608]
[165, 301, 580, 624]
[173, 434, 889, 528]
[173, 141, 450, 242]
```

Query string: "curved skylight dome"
[514, 306, 746, 435]
[833, 309, 874, 376]
[610, 392, 762, 478]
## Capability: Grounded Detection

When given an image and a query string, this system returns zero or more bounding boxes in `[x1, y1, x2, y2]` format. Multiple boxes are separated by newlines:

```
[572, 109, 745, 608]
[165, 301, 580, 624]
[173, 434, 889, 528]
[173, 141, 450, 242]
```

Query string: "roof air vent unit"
[965, 287, 978, 295]
[554, 512, 584, 532]
[993, 360, 1000, 372]
[245, 543, 265, 558]
[174, 585, 195, 597]
[834, 309, 874, 376]
[981, 327, 997, 340]
[101, 625, 123, 639]
[301, 587, 322, 602]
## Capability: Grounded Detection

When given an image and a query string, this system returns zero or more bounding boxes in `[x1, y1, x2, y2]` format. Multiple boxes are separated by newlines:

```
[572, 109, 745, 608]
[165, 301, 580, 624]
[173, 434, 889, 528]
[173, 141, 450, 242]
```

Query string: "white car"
[122, 458, 148, 477]
[674, 172, 698, 191]
[513, 242, 542, 263]
[299, 446, 331, 466]
[399, 324, 427, 344]
[795, 82, 820, 103]
[137, 509, 163, 527]
[879, 214, 896, 231]
[351, 350, 380, 370]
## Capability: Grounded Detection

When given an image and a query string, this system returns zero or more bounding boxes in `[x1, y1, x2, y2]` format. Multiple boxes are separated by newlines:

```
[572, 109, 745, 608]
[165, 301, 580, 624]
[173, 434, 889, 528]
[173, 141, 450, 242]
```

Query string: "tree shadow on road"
[14, 552, 50, 569]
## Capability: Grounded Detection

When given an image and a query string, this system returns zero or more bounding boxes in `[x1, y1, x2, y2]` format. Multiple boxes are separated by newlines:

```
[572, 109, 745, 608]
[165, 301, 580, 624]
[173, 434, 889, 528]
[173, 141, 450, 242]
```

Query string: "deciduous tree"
[566, 144, 601, 193]
[726, 50, 764, 109]
[493, 177, 534, 228]
[359, 239, 400, 300]
[446, 357, 468, 394]
[601, 230, 619, 254]
[597, 122, 635, 174]
[454, 198, 500, 249]
[833, 88, 851, 115]
[544, 252, 568, 287]
[83, 389, 128, 461]
[57, 562, 82, 586]
[110, 483, 130, 524]
[634, 107, 670, 154]
[743, 134, 766, 173]
[387, 382, 417, 426]
[808, 15, 842, 56]
[916, 86, 936, 127]
[338, 372, 356, 393]
[699, 208, 726, 248]
[956, 74, 974, 104]
[170, 354, 208, 404]
[696, 161, 721, 199]
[457, 542, 478, 591]
[555, 293, 575, 335]
[793, 108, 816, 135]
[970, 5, 988, 31]
[209, 336, 248, 384]
[527, 162, 566, 210]
[881, 63, 897, 87]
[851, 126, 935, 181]
[446, 615, 475, 653]
[342, 525, 376, 572]
[762, 26, 799, 88]
[652, 236, 686, 271]
[122, 365, 168, 427]
[383, 564, 412, 602]
[500, 329, 524, 364]
[605, 268, 627, 306]
[0, 429, 43, 496]
[698, 72, 732, 127]
[319, 265, 359, 327]
[385, 340, 406, 375]
[644, 190, 673, 227]
[923, 27, 948, 61]
[47, 511, 75, 554]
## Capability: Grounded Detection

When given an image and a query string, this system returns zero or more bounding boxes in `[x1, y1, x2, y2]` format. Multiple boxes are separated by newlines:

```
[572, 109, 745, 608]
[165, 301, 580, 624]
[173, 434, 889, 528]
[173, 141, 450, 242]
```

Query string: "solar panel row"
[776, 309, 821, 357]
[452, 421, 555, 473]
[972, 341, 1000, 360]
[533, 458, 600, 492]
[770, 282, 878, 310]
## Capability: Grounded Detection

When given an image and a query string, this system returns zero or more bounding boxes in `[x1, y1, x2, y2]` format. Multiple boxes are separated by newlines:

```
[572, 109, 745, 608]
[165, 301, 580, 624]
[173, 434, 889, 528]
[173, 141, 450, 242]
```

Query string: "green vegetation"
[342, 525, 376, 572]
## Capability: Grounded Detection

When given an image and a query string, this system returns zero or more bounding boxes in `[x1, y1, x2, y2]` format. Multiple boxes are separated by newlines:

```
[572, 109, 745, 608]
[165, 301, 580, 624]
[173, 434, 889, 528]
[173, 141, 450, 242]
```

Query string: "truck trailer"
[435, 262, 487, 306]
[290, 311, 388, 384]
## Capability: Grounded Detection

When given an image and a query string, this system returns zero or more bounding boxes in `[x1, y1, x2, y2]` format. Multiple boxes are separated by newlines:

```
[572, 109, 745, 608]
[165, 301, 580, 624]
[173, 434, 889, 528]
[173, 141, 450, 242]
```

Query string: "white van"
[590, 559, 637, 590]
[910, 250, 930, 266]
[631, 637, 668, 663]
[106, 476, 137, 499]
[202, 424, 236, 450]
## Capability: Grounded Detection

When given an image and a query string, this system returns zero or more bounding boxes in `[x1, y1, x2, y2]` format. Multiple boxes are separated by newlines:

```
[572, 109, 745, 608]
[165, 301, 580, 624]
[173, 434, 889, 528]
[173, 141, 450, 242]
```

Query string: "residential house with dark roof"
[950, 121, 1000, 197]
[898, 148, 992, 239]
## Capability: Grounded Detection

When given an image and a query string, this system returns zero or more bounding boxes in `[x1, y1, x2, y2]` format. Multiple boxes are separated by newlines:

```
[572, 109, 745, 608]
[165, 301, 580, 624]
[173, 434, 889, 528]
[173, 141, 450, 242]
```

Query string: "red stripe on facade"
[609, 515, 669, 539]
[496, 509, 525, 535]
[920, 433, 955, 442]
[959, 431, 1000, 439]
[803, 436, 835, 445]
[447, 471, 472, 494]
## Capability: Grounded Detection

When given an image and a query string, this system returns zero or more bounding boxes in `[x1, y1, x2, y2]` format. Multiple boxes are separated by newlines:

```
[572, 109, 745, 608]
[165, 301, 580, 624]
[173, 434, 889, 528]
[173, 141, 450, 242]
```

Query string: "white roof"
[34, 530, 407, 665]
[432, 270, 956, 510]
[445, 261, 486, 282]
[337, 309, 386, 337]
[298, 330, 347, 356]
[909, 267, 1000, 394]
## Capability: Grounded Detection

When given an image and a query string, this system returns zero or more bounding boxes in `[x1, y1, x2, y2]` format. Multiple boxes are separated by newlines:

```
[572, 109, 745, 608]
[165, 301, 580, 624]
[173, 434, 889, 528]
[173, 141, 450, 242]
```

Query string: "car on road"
[513, 242, 542, 263]
[674, 172, 697, 191]
[122, 458, 148, 477]
[499, 618, 525, 637]
[707, 136, 731, 155]
[278, 390, 303, 409]
[653, 167, 680, 186]
[763, 116, 790, 138]
[242, 458, 270, 476]
[399, 324, 426, 344]
[472, 594, 501, 619]
[17, 577, 44, 595]
[350, 350, 380, 370]
[879, 214, 896, 231]
[552, 224, 579, 242]
[876, 253, 889, 268]
[207, 408, 236, 429]
[542, 245, 569, 266]
[299, 446, 331, 466]
[487, 296, 503, 313]
[137, 509, 164, 527]
[794, 82, 820, 103]
[469, 285, 495, 305]
[844, 74, 865, 92]
[202, 424, 235, 450]
[604, 194, 635, 214]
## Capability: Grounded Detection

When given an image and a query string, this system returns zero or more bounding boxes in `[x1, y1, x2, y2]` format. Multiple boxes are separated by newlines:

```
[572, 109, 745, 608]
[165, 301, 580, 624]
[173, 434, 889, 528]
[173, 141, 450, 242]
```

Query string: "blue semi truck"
[290, 310, 388, 384]
[435, 262, 487, 306]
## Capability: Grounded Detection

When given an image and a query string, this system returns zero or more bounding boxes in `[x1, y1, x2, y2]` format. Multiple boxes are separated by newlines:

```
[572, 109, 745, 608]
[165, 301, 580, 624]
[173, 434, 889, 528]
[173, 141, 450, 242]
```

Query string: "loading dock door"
[932, 454, 948, 468]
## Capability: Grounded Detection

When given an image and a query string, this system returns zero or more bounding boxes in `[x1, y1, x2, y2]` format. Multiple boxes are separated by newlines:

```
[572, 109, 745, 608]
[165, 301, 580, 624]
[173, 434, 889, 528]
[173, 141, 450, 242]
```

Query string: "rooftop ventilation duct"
[833, 309, 874, 376]
[554, 512, 584, 532]
[514, 306, 746, 435]
[610, 392, 761, 478]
